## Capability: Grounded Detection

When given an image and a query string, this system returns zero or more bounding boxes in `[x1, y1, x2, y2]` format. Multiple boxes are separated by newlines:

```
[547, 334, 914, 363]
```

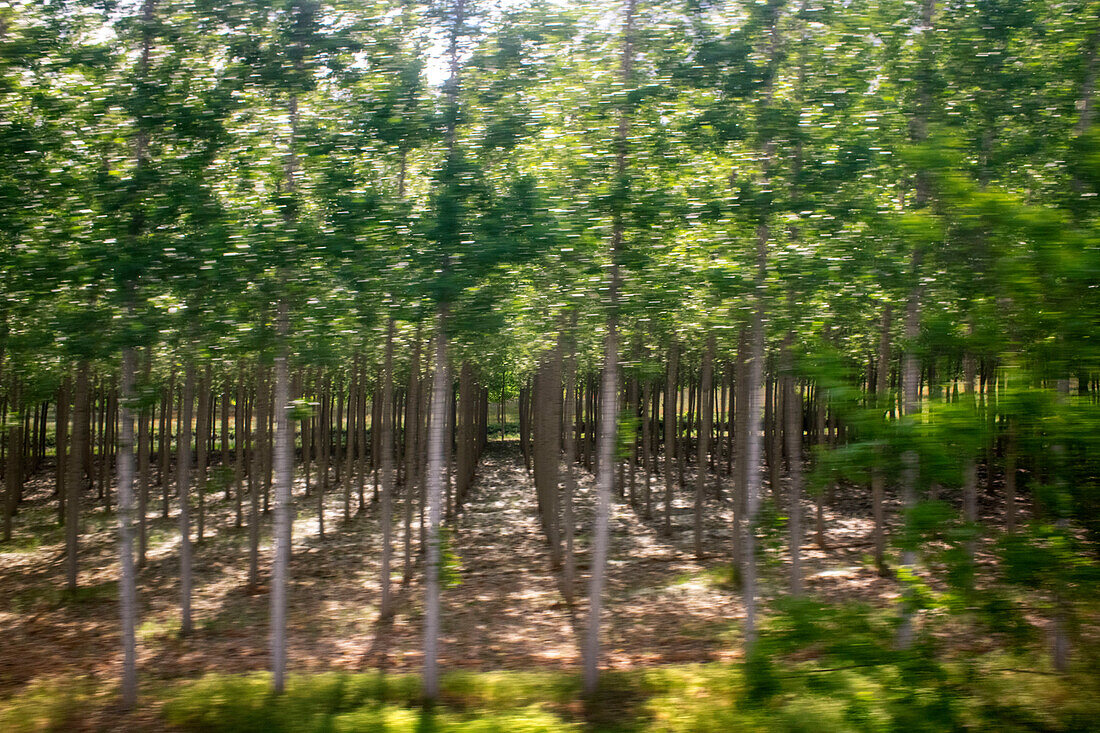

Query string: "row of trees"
[1, 0, 1098, 710]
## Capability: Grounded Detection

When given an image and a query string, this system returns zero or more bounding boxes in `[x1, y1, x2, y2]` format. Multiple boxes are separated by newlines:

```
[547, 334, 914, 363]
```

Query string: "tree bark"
[4, 384, 20, 542]
[533, 344, 563, 569]
[782, 338, 802, 595]
[403, 337, 420, 584]
[138, 353, 151, 568]
[694, 335, 714, 559]
[271, 301, 292, 693]
[178, 364, 195, 635]
[872, 304, 891, 575]
[380, 320, 395, 618]
[562, 325, 577, 605]
[56, 377, 70, 526]
[663, 342, 679, 536]
[195, 365, 210, 542]
[117, 347, 138, 708]
[66, 364, 89, 591]
[248, 368, 263, 589]
[424, 311, 448, 701]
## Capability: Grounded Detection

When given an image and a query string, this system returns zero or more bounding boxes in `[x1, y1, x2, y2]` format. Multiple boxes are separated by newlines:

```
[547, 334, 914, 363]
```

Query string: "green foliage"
[440, 525, 464, 589]
[143, 654, 1100, 732]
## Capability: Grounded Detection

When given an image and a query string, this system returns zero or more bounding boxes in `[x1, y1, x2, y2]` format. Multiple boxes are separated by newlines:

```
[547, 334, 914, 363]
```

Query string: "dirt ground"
[1, 443, 971, 698]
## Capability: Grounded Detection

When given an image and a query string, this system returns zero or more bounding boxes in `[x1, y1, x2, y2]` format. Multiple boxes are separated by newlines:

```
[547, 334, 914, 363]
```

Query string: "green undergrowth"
[2, 600, 1096, 732]
[2, 655, 1097, 732]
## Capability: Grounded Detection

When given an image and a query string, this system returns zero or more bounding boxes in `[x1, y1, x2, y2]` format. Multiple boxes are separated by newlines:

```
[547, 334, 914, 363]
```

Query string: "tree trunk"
[117, 347, 138, 709]
[380, 321, 395, 618]
[872, 304, 891, 575]
[424, 310, 448, 701]
[533, 344, 563, 569]
[562, 326, 577, 605]
[195, 365, 210, 542]
[248, 368, 263, 589]
[66, 364, 89, 591]
[897, 267, 924, 650]
[403, 337, 420, 584]
[271, 301, 292, 693]
[962, 344, 978, 564]
[694, 335, 714, 559]
[160, 370, 173, 517]
[743, 220, 767, 648]
[234, 365, 244, 529]
[782, 338, 802, 595]
[56, 377, 70, 526]
[357, 361, 367, 512]
[317, 372, 329, 538]
[138, 353, 151, 568]
[334, 375, 344, 487]
[4, 385, 20, 542]
[641, 379, 652, 519]
[178, 364, 195, 635]
[663, 342, 679, 536]
[815, 388, 827, 549]
[733, 328, 749, 580]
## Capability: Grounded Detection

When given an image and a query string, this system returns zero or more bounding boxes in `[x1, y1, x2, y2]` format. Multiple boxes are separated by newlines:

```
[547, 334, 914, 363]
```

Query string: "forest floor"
[0, 443, 1029, 727]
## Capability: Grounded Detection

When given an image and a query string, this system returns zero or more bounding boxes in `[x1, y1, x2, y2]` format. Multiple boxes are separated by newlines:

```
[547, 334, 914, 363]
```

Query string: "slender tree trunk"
[234, 366, 244, 528]
[562, 326, 577, 605]
[195, 365, 210, 542]
[897, 271, 924, 649]
[585, 0, 631, 694]
[56, 378, 70, 526]
[138, 353, 151, 568]
[733, 329, 748, 578]
[248, 368, 263, 589]
[345, 359, 358, 522]
[424, 311, 448, 701]
[334, 375, 344, 487]
[782, 338, 802, 595]
[743, 220, 768, 648]
[380, 321, 395, 618]
[117, 347, 138, 708]
[357, 362, 367, 512]
[663, 343, 679, 535]
[898, 0, 934, 652]
[872, 304, 891, 575]
[403, 338, 420, 584]
[962, 344, 978, 563]
[641, 379, 652, 519]
[694, 335, 714, 559]
[533, 344, 563, 568]
[271, 301, 292, 693]
[317, 373, 329, 538]
[161, 370, 174, 518]
[629, 371, 638, 506]
[764, 369, 776, 506]
[815, 388, 827, 549]
[66, 364, 89, 591]
[4, 385, 20, 542]
[178, 364, 195, 635]
[303, 368, 312, 497]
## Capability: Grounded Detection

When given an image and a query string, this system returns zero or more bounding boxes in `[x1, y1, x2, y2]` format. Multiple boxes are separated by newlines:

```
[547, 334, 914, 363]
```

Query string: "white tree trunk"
[423, 312, 449, 701]
[271, 301, 292, 693]
[117, 347, 138, 708]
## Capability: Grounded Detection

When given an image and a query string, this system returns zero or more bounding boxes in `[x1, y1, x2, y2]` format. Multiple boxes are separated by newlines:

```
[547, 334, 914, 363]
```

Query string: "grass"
[1, 652, 1097, 732]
